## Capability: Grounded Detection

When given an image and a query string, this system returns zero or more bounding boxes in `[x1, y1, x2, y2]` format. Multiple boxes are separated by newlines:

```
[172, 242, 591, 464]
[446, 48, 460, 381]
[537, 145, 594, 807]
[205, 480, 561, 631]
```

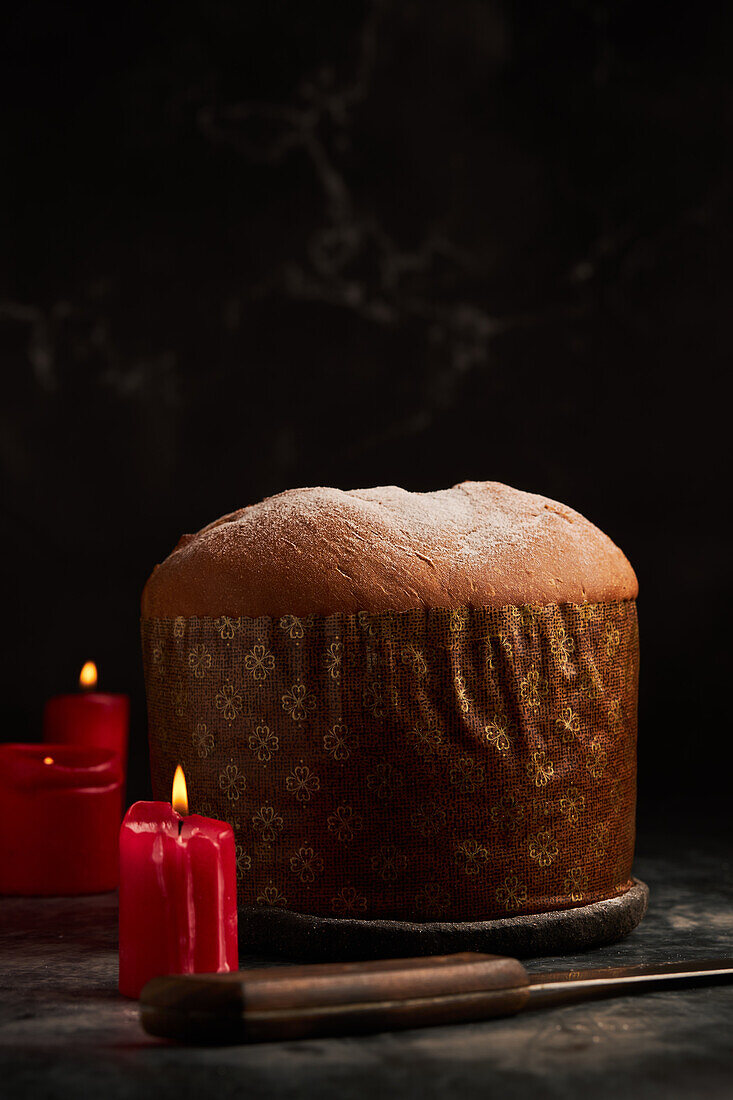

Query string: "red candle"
[118, 766, 238, 999]
[43, 662, 130, 773]
[0, 744, 122, 895]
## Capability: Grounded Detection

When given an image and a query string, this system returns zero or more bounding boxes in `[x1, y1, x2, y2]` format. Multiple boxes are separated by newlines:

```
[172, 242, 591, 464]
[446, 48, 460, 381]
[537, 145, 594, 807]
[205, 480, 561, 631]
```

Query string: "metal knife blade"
[527, 957, 733, 1010]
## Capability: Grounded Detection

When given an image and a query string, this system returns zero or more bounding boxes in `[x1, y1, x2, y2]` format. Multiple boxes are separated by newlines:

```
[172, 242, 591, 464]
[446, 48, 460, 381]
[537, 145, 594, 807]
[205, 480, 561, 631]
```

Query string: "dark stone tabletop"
[1, 818, 731, 1100]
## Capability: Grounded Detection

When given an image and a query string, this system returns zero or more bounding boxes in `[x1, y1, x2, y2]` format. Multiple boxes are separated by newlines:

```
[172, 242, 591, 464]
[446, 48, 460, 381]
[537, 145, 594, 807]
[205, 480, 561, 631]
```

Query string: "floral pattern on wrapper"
[142, 600, 638, 921]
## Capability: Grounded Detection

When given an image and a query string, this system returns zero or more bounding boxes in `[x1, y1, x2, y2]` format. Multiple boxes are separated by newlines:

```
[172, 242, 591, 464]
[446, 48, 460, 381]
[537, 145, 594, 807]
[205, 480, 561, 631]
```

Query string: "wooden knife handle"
[140, 953, 530, 1044]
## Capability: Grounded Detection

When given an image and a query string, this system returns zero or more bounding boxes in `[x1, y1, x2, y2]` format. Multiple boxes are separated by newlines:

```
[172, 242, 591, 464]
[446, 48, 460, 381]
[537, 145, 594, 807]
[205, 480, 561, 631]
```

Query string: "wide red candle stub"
[43, 661, 130, 773]
[0, 744, 122, 895]
[118, 774, 238, 999]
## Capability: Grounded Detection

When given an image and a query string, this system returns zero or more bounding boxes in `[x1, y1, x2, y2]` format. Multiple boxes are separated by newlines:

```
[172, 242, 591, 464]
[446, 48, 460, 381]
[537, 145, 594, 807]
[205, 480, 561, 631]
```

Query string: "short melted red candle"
[0, 744, 122, 895]
[43, 662, 130, 773]
[118, 767, 238, 999]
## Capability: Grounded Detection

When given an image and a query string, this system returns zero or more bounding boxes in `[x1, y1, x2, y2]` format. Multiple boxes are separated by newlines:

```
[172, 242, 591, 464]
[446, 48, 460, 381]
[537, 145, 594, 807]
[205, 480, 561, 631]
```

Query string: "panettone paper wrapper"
[142, 600, 638, 922]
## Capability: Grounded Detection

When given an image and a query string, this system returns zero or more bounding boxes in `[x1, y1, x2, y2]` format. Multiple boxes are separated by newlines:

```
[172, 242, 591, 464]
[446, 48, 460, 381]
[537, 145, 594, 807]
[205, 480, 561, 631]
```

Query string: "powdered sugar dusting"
[185, 481, 582, 566]
[148, 479, 638, 617]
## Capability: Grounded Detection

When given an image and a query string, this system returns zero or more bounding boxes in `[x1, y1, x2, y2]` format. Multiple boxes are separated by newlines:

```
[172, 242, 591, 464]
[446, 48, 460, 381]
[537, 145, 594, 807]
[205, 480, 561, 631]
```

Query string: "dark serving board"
[238, 879, 649, 962]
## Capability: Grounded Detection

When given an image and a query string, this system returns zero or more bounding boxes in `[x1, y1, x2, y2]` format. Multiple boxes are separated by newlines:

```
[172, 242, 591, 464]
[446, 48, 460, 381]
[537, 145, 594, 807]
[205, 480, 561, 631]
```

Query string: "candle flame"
[79, 661, 98, 690]
[43, 756, 54, 765]
[171, 765, 188, 816]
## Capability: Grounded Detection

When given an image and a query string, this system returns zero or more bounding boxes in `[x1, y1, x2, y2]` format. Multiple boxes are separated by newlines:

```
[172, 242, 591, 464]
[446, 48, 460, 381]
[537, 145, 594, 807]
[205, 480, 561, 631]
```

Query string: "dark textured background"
[1, 1, 730, 821]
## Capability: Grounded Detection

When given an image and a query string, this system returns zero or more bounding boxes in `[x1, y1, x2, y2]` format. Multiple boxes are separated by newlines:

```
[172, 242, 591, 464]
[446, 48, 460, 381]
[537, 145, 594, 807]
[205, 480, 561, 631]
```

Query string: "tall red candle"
[118, 767, 238, 999]
[43, 662, 130, 772]
[0, 744, 122, 895]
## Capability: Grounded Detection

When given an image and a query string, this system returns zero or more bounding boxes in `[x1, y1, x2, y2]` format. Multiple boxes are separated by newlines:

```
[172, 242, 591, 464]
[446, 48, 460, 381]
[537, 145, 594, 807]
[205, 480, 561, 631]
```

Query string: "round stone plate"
[239, 878, 649, 961]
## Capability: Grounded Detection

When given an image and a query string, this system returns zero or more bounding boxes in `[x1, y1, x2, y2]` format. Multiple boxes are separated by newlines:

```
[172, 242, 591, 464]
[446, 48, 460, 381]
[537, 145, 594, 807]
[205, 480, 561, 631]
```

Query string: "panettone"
[141, 482, 639, 925]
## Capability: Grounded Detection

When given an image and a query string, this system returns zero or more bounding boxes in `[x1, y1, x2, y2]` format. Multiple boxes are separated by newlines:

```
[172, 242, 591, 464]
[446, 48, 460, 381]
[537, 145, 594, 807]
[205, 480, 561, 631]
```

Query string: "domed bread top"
[141, 481, 638, 618]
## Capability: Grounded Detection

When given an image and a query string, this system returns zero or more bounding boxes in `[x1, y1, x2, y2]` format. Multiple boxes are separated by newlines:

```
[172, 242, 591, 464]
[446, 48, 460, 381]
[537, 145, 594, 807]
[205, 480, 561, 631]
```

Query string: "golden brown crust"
[141, 481, 638, 618]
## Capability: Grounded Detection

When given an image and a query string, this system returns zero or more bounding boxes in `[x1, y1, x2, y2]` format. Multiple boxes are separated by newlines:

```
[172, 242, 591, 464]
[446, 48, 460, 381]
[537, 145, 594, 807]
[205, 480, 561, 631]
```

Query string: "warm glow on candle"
[79, 661, 98, 690]
[171, 765, 188, 816]
[43, 756, 54, 765]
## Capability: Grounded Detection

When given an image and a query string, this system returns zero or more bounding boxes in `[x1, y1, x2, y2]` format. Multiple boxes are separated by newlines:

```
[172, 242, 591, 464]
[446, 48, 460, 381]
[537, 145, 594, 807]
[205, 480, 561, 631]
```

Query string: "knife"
[139, 953, 733, 1044]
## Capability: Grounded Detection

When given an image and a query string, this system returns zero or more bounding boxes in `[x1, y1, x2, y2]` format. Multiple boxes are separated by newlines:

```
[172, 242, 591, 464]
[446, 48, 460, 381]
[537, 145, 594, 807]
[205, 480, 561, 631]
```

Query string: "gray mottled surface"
[1, 827, 731, 1100]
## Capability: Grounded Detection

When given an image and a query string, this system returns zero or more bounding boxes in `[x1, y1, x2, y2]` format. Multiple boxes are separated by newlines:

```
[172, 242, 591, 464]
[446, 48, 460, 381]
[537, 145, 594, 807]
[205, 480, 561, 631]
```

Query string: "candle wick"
[178, 817, 184, 837]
